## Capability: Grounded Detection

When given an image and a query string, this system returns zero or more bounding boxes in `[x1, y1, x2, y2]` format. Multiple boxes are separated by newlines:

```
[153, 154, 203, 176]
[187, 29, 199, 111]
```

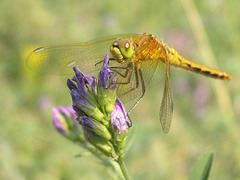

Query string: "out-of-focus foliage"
[189, 151, 213, 180]
[0, 0, 239, 179]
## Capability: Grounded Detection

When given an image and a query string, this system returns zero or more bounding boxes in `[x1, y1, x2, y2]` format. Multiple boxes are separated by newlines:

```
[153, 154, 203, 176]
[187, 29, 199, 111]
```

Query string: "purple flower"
[52, 106, 85, 143]
[67, 54, 118, 123]
[67, 67, 104, 122]
[53, 54, 131, 156]
[53, 107, 68, 135]
[52, 106, 81, 141]
[111, 98, 131, 140]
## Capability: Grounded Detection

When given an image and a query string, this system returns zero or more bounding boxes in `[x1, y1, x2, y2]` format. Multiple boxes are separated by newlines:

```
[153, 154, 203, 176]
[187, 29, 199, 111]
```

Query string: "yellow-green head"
[110, 38, 135, 63]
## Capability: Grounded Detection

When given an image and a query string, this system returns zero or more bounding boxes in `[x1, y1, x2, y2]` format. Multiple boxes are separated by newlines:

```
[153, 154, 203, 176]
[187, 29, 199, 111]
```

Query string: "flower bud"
[80, 116, 112, 141]
[52, 106, 83, 142]
[111, 99, 131, 149]
[97, 54, 117, 113]
[67, 69, 104, 122]
[52, 107, 69, 135]
[87, 135, 115, 157]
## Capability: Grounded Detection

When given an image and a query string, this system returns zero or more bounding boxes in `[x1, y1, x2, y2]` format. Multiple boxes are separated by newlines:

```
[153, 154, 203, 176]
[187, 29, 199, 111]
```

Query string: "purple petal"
[52, 106, 80, 135]
[65, 106, 78, 121]
[67, 79, 77, 90]
[80, 116, 101, 139]
[81, 72, 96, 87]
[72, 74, 88, 97]
[81, 116, 98, 130]
[98, 54, 116, 89]
[111, 98, 131, 134]
[72, 66, 83, 81]
[52, 107, 68, 135]
[72, 66, 95, 87]
[103, 54, 110, 67]
[71, 89, 92, 108]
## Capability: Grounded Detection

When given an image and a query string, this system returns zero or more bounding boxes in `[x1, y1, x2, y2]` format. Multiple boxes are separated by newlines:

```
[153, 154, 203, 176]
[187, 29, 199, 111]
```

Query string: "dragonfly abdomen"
[167, 47, 232, 80]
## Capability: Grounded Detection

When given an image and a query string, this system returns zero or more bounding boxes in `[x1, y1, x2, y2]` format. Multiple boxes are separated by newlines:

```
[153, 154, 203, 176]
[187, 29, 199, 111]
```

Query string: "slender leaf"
[189, 152, 214, 180]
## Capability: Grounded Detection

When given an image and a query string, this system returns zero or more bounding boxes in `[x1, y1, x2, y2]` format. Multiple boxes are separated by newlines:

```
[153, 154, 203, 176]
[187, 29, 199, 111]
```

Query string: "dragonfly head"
[110, 38, 134, 63]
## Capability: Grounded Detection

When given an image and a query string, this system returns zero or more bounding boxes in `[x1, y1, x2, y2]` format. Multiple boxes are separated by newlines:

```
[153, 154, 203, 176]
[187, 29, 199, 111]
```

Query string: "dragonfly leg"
[95, 60, 103, 67]
[127, 68, 145, 114]
[118, 66, 139, 97]
[110, 65, 142, 98]
[95, 58, 116, 67]
[110, 66, 130, 78]
[110, 64, 146, 114]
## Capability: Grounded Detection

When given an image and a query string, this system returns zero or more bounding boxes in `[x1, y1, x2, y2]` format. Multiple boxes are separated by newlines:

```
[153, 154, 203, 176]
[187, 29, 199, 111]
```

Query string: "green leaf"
[189, 152, 214, 180]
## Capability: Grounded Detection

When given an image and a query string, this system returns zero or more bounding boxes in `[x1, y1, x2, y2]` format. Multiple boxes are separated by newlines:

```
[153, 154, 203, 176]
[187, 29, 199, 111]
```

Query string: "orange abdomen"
[167, 47, 232, 80]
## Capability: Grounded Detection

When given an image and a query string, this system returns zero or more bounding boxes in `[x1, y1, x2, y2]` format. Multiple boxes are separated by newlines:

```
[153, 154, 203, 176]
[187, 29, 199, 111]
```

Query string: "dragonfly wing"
[26, 34, 138, 76]
[115, 59, 160, 111]
[159, 75, 173, 133]
[159, 50, 174, 133]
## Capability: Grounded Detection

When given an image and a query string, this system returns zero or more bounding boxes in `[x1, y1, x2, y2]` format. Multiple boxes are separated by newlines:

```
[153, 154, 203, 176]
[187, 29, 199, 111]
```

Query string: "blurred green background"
[0, 0, 239, 179]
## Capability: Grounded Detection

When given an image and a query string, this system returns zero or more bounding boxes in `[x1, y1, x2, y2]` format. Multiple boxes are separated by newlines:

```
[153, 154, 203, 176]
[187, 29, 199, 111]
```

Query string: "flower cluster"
[52, 54, 131, 159]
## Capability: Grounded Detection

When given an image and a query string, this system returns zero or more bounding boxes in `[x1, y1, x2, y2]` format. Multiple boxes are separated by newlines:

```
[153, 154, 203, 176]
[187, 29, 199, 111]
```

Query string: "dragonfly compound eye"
[110, 38, 134, 63]
[119, 38, 134, 59]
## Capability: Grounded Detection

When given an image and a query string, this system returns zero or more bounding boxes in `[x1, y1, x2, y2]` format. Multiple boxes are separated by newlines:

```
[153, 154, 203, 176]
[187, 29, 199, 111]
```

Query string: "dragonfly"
[27, 33, 232, 133]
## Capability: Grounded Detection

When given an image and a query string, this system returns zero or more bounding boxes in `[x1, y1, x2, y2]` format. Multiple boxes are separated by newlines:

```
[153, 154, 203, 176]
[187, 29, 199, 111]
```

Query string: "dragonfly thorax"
[110, 38, 135, 63]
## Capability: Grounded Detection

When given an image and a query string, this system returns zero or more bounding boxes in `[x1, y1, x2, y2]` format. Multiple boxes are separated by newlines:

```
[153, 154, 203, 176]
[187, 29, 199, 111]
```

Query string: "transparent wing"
[113, 59, 165, 113]
[159, 75, 173, 133]
[26, 34, 138, 77]
[159, 50, 174, 133]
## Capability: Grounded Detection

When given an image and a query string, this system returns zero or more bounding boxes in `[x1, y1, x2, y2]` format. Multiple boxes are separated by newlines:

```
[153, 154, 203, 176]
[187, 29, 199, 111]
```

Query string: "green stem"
[116, 156, 130, 180]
